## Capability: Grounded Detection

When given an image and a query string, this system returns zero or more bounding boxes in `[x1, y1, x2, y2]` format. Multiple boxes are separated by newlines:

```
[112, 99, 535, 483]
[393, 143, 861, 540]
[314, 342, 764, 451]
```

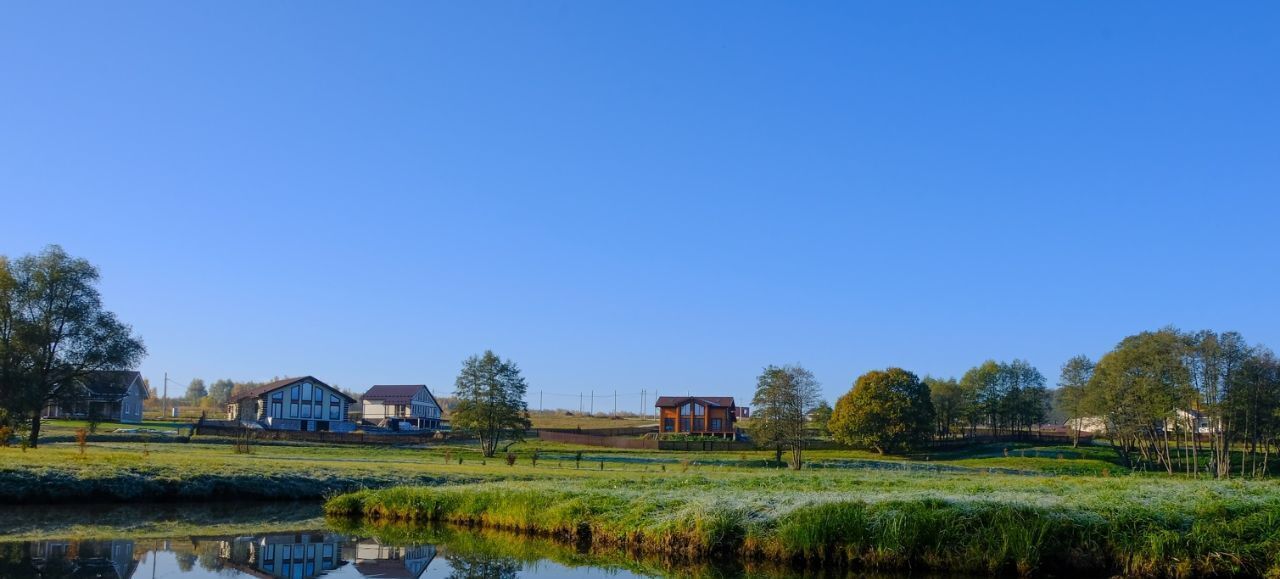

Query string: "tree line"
[1057, 328, 1280, 478]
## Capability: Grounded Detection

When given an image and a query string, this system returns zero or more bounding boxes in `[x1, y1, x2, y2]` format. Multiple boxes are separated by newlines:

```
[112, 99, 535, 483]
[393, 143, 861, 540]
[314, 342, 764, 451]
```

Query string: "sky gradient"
[3, 3, 1277, 410]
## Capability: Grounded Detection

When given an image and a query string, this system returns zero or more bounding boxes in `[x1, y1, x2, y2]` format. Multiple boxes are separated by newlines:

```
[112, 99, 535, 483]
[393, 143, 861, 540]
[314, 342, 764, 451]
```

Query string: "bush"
[505, 452, 517, 466]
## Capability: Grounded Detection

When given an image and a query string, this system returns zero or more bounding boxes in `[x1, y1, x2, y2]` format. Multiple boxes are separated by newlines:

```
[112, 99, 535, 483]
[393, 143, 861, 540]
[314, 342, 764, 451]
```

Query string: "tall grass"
[326, 477, 1280, 578]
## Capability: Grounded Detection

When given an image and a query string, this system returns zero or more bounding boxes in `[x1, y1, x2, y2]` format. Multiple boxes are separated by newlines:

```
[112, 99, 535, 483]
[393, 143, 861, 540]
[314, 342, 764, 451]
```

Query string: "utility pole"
[613, 390, 617, 417]
[161, 372, 168, 421]
[641, 389, 646, 418]
[539, 390, 543, 412]
[579, 393, 583, 415]
[590, 390, 594, 415]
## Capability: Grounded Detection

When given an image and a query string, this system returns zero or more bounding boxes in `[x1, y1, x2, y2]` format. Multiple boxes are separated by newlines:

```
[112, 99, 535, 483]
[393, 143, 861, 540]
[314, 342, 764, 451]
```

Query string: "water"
[0, 503, 956, 579]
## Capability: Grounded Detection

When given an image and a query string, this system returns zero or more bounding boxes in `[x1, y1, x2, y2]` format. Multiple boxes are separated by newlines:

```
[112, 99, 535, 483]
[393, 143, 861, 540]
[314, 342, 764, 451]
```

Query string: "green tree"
[451, 350, 531, 457]
[924, 376, 963, 437]
[960, 361, 1002, 434]
[830, 368, 934, 454]
[1057, 355, 1094, 447]
[809, 399, 833, 437]
[1086, 328, 1190, 473]
[185, 378, 207, 403]
[207, 379, 235, 405]
[0, 246, 146, 447]
[749, 364, 821, 469]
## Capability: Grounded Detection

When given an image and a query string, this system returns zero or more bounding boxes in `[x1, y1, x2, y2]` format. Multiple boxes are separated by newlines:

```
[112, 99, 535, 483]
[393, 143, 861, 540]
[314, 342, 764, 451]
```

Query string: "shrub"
[0, 425, 12, 448]
[505, 452, 517, 466]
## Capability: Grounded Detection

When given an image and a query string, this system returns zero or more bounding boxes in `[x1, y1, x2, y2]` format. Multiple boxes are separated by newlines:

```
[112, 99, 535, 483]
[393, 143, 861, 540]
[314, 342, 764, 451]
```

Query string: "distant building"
[354, 539, 437, 579]
[42, 370, 148, 424]
[360, 385, 443, 430]
[226, 376, 356, 432]
[1065, 416, 1108, 434]
[1169, 408, 1215, 434]
[26, 539, 138, 578]
[654, 396, 739, 439]
[197, 532, 347, 579]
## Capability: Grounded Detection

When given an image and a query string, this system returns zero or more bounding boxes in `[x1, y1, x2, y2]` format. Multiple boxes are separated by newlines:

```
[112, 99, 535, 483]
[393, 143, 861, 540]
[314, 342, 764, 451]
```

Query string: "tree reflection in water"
[443, 551, 522, 579]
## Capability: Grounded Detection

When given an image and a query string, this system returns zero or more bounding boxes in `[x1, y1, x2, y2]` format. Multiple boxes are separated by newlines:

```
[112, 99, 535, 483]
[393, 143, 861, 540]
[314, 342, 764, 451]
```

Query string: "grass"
[326, 471, 1280, 578]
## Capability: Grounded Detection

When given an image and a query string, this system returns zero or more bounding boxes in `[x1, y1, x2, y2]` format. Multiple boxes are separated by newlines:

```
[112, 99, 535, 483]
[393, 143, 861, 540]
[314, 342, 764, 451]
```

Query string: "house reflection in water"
[194, 533, 437, 579]
[20, 540, 139, 578]
[196, 532, 347, 578]
[353, 539, 437, 578]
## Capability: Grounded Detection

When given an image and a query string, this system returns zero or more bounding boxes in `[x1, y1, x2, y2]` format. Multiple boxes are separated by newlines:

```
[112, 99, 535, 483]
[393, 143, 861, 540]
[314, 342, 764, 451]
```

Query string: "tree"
[829, 368, 934, 454]
[185, 378, 207, 403]
[809, 400, 833, 437]
[961, 361, 1002, 434]
[1056, 355, 1094, 447]
[0, 246, 146, 447]
[749, 364, 821, 469]
[451, 350, 531, 457]
[925, 376, 963, 438]
[207, 379, 235, 405]
[1086, 328, 1189, 473]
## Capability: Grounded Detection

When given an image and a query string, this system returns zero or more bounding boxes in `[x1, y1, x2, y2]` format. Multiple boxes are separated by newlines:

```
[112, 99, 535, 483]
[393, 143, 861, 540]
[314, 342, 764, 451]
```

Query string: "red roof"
[654, 396, 736, 408]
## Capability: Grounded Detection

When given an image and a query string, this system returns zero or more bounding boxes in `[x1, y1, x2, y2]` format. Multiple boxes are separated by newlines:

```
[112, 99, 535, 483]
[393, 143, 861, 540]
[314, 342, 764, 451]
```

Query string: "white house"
[360, 385, 443, 430]
[227, 376, 356, 432]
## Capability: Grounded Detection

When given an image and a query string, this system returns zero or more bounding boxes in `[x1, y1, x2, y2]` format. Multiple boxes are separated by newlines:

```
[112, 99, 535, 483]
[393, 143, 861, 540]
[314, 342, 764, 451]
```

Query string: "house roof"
[363, 385, 438, 406]
[79, 371, 146, 400]
[229, 376, 356, 403]
[654, 396, 736, 408]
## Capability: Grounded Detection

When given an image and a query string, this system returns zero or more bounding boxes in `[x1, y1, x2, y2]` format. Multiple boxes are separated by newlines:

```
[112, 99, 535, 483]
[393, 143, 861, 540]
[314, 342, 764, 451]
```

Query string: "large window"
[290, 401, 299, 418]
[303, 382, 312, 401]
[330, 395, 341, 420]
[710, 418, 722, 431]
[302, 403, 311, 418]
[663, 418, 674, 432]
[291, 386, 300, 402]
[694, 404, 705, 416]
[679, 417, 691, 432]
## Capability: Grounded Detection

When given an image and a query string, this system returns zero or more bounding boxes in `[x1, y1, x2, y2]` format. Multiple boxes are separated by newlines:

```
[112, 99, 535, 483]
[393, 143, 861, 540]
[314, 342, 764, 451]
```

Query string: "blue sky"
[2, 3, 1277, 410]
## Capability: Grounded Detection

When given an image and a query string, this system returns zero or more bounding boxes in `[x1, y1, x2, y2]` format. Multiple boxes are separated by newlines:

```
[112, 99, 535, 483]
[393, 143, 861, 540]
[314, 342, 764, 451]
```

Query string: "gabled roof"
[79, 371, 146, 400]
[362, 385, 439, 407]
[654, 396, 736, 408]
[229, 376, 356, 403]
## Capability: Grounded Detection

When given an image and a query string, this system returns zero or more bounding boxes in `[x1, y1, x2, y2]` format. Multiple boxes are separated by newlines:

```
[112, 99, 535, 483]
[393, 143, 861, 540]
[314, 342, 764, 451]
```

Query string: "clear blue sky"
[3, 3, 1277, 410]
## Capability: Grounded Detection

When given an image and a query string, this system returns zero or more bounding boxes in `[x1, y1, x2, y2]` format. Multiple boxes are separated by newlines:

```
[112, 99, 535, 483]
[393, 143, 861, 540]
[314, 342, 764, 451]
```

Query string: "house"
[654, 396, 738, 439]
[1170, 408, 1214, 434]
[1065, 416, 1108, 434]
[354, 539, 437, 579]
[196, 532, 347, 579]
[42, 370, 148, 424]
[26, 539, 138, 579]
[360, 385, 443, 430]
[226, 376, 357, 432]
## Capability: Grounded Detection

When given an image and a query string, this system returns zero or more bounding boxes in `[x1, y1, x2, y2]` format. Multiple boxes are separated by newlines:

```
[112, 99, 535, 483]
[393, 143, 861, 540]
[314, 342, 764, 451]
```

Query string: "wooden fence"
[193, 422, 464, 445]
[538, 426, 658, 437]
[535, 430, 658, 449]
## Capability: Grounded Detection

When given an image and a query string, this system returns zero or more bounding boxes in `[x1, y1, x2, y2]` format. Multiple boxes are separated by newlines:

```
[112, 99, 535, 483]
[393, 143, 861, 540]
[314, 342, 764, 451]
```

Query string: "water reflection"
[0, 530, 639, 578]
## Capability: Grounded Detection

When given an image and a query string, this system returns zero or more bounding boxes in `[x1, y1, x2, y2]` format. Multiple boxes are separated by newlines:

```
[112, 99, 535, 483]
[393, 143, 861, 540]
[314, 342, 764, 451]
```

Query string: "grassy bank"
[326, 473, 1280, 578]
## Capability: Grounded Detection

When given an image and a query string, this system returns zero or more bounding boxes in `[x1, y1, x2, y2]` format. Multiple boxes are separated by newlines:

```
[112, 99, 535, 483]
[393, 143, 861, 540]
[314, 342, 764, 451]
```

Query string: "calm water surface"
[0, 502, 957, 579]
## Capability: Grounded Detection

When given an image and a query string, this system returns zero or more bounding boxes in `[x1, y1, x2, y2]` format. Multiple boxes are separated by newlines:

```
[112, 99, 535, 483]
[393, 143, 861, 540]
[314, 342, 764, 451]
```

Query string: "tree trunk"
[28, 409, 41, 449]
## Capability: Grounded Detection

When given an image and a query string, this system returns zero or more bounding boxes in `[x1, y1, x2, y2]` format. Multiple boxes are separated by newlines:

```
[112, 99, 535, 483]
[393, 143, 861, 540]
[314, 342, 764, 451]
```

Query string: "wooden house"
[654, 396, 738, 439]
[42, 370, 148, 424]
[360, 385, 443, 430]
[226, 376, 356, 432]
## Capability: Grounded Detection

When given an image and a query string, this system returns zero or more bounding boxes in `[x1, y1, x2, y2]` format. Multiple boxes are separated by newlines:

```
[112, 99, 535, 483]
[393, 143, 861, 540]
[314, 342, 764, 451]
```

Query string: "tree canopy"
[830, 368, 934, 454]
[451, 350, 531, 457]
[0, 246, 146, 446]
[748, 364, 821, 469]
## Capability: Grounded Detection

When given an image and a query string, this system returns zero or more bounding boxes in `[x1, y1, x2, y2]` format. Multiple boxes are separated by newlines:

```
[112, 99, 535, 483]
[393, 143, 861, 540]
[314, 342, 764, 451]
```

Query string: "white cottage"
[227, 376, 356, 432]
[360, 385, 443, 430]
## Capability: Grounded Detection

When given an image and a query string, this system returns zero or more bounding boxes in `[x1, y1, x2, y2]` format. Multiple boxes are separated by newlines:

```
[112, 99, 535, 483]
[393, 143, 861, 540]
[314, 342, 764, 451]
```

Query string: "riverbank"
[325, 473, 1280, 578]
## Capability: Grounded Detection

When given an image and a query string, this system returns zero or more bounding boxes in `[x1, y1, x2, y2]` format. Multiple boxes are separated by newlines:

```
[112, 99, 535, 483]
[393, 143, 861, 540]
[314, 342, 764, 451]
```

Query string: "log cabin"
[654, 396, 739, 439]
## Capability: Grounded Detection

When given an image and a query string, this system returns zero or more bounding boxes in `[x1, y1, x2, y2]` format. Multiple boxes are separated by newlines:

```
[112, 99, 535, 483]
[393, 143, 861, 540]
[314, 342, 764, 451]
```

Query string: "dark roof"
[80, 371, 146, 400]
[654, 396, 736, 408]
[229, 376, 356, 403]
[363, 385, 436, 406]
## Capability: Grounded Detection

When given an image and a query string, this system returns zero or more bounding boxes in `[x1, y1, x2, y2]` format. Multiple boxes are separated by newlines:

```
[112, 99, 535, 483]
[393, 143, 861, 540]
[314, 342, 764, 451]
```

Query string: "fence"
[535, 430, 658, 449]
[193, 422, 464, 445]
[538, 426, 658, 437]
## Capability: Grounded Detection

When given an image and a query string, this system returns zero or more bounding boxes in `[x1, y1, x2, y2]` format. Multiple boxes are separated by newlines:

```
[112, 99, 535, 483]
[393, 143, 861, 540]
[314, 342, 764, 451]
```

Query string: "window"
[271, 400, 283, 417]
[330, 396, 340, 420]
[694, 403, 705, 416]
[291, 386, 300, 401]
[302, 404, 311, 418]
[680, 417, 691, 432]
[302, 383, 312, 401]
[679, 402, 692, 416]
[290, 402, 299, 418]
[663, 418, 674, 432]
[693, 418, 704, 431]
[710, 418, 722, 431]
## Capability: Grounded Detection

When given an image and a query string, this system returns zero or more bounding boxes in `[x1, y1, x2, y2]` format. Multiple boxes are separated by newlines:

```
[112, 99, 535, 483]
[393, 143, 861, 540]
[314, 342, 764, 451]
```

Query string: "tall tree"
[0, 246, 146, 447]
[1057, 355, 1094, 447]
[925, 376, 964, 438]
[749, 364, 821, 470]
[809, 399, 834, 437]
[829, 368, 934, 454]
[207, 379, 235, 405]
[1087, 328, 1189, 473]
[185, 378, 207, 403]
[961, 361, 1002, 434]
[451, 350, 531, 457]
